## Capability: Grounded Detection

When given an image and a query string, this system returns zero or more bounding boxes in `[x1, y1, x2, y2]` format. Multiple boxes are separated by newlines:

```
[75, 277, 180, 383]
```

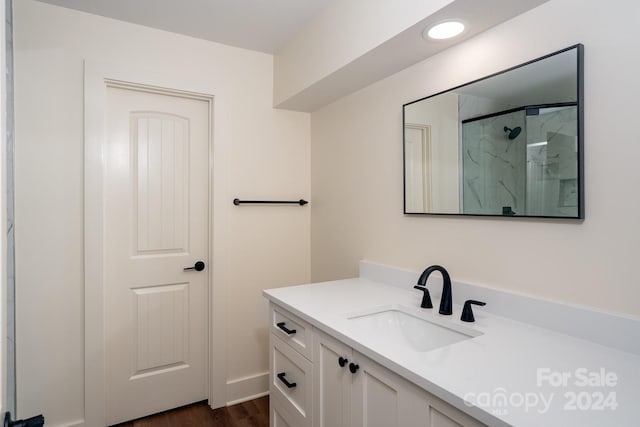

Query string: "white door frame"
[84, 61, 228, 426]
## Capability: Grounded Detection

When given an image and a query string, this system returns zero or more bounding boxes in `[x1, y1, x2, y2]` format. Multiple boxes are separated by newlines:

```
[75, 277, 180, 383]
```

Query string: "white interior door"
[404, 125, 431, 213]
[104, 84, 210, 425]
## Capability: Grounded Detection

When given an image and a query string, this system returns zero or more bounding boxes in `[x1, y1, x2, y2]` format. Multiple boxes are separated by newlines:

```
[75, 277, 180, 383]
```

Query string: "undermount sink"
[347, 305, 481, 352]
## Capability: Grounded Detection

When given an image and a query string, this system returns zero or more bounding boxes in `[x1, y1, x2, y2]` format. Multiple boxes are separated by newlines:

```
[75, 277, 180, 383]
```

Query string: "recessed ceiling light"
[424, 21, 465, 40]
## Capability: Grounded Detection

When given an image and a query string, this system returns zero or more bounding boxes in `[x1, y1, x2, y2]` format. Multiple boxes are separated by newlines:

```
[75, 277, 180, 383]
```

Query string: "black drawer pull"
[276, 322, 296, 335]
[277, 372, 297, 389]
[349, 362, 360, 374]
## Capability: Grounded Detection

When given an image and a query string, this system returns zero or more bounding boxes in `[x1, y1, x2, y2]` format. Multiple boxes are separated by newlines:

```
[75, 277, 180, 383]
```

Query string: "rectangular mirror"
[403, 44, 583, 218]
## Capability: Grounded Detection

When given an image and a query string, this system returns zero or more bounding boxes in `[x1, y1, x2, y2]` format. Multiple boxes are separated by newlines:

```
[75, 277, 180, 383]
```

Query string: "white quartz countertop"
[263, 278, 640, 427]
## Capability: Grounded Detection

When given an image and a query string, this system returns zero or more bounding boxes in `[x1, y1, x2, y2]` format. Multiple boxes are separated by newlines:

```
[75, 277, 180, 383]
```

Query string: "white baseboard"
[47, 419, 84, 427]
[226, 391, 269, 407]
[225, 372, 269, 406]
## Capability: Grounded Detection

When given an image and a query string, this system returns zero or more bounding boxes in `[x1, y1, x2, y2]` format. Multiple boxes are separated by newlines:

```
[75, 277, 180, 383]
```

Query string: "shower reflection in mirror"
[461, 103, 578, 217]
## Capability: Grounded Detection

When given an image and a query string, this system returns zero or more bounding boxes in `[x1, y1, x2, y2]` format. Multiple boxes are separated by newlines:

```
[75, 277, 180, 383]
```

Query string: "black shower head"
[504, 126, 521, 140]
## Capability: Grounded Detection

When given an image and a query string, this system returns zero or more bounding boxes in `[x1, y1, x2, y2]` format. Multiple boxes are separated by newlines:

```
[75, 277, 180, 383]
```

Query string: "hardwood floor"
[112, 396, 269, 427]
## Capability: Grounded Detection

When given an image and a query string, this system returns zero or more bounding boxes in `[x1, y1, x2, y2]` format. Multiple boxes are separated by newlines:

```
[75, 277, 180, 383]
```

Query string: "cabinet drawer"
[270, 304, 313, 360]
[271, 334, 313, 427]
[271, 392, 305, 427]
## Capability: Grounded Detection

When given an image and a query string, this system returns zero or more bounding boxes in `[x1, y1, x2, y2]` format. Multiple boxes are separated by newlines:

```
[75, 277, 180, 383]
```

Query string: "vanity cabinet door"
[349, 350, 487, 427]
[350, 351, 427, 427]
[314, 331, 429, 427]
[313, 330, 352, 427]
[426, 392, 487, 427]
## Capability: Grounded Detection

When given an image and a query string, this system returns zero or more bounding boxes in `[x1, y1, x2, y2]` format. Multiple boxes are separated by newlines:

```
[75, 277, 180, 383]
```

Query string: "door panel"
[132, 283, 189, 375]
[104, 85, 209, 425]
[353, 364, 399, 427]
[431, 408, 464, 427]
[132, 113, 189, 254]
[314, 331, 351, 427]
[351, 351, 429, 427]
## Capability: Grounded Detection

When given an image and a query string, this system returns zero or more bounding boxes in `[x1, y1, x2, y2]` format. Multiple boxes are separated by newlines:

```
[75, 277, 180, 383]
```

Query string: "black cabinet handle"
[276, 322, 296, 335]
[184, 261, 205, 272]
[277, 372, 297, 389]
[338, 356, 348, 367]
[349, 362, 359, 374]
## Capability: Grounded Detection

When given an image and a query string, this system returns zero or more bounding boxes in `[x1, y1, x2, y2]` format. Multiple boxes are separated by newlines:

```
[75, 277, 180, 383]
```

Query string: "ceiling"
[35, 0, 330, 53]
[34, 0, 551, 111]
[457, 46, 578, 108]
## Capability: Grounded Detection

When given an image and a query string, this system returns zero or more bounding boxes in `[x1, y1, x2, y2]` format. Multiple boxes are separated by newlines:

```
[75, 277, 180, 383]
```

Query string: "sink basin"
[347, 305, 481, 352]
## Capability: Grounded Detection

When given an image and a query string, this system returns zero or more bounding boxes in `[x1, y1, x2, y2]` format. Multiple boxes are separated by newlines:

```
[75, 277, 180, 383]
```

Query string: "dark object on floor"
[4, 412, 45, 427]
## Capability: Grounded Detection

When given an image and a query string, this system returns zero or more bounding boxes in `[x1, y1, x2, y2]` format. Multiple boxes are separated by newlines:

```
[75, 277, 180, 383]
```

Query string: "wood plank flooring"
[112, 396, 269, 427]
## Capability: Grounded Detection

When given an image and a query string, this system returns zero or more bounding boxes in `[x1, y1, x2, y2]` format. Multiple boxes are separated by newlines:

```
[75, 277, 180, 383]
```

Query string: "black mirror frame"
[402, 44, 584, 220]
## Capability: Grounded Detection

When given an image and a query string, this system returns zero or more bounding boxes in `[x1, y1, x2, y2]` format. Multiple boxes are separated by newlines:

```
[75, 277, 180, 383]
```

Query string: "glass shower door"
[525, 105, 578, 217]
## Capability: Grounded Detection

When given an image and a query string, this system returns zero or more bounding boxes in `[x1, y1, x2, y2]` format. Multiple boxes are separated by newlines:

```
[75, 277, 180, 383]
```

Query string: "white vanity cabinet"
[269, 303, 486, 427]
[313, 330, 486, 427]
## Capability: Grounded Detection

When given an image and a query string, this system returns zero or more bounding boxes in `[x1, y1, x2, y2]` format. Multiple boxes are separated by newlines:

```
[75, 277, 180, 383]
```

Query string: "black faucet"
[416, 265, 452, 315]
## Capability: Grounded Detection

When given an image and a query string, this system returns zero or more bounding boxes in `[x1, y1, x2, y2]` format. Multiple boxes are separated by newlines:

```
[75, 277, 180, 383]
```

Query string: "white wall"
[311, 0, 640, 316]
[14, 1, 310, 425]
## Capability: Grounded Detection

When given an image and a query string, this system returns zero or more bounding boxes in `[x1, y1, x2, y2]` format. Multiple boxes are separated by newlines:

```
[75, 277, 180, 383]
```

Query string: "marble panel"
[462, 110, 526, 215]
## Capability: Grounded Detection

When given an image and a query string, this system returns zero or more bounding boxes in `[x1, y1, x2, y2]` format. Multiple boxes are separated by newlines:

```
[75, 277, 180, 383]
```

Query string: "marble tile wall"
[462, 110, 526, 215]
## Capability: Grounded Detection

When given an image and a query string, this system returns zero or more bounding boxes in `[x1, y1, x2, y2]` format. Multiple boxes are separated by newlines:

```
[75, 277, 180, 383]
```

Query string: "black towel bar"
[233, 198, 308, 206]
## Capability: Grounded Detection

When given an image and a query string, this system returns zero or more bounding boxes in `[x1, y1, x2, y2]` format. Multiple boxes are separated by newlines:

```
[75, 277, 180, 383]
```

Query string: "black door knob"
[349, 362, 359, 374]
[184, 261, 205, 272]
[338, 356, 348, 367]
